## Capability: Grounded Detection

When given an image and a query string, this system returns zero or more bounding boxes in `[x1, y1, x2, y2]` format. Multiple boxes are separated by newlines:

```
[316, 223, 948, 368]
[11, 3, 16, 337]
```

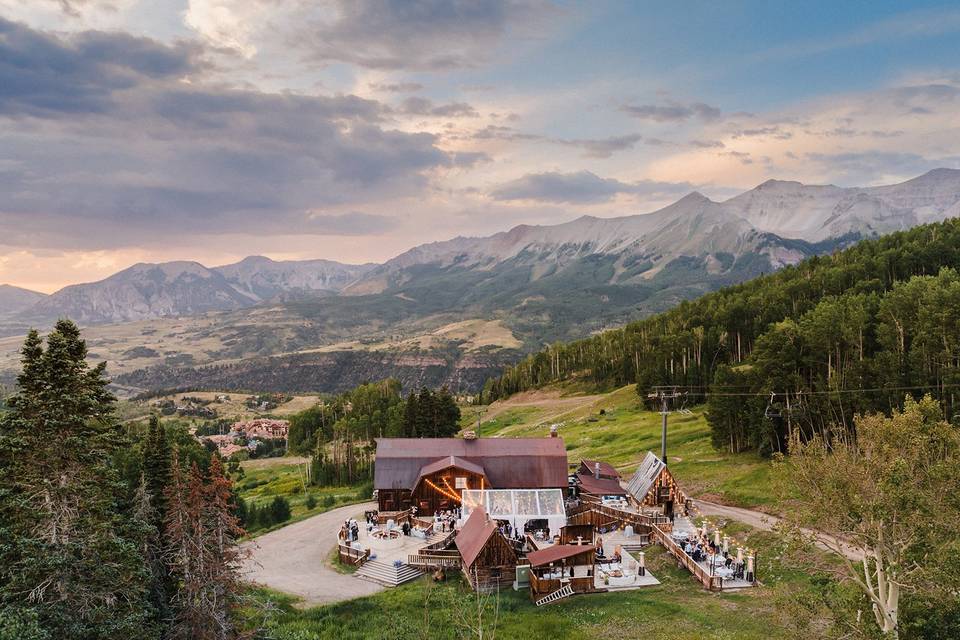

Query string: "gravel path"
[242, 501, 383, 606]
[693, 499, 865, 562]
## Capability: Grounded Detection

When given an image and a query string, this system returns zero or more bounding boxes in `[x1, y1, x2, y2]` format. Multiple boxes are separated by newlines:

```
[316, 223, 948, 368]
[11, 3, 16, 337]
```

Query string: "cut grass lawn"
[239, 524, 815, 640]
[463, 385, 777, 509]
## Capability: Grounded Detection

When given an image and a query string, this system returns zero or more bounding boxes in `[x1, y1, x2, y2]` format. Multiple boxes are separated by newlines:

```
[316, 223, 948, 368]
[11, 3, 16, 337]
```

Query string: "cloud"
[0, 18, 460, 249]
[490, 170, 693, 204]
[0, 17, 201, 117]
[730, 126, 793, 140]
[804, 151, 960, 185]
[620, 101, 721, 122]
[554, 134, 643, 158]
[184, 0, 555, 70]
[396, 96, 479, 118]
[304, 211, 399, 235]
[369, 81, 424, 93]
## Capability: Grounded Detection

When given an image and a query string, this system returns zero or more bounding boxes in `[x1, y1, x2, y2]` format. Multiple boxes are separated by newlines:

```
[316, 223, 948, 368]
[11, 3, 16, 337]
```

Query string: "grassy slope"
[464, 385, 776, 508]
[239, 527, 815, 640]
[235, 459, 370, 536]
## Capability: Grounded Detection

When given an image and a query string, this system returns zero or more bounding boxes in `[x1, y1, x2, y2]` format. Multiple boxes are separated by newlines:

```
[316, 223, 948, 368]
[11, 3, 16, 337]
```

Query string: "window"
[455, 477, 468, 489]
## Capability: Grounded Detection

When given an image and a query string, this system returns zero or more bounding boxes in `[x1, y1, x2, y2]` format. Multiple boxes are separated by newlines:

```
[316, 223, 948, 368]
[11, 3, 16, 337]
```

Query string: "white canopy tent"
[460, 489, 567, 539]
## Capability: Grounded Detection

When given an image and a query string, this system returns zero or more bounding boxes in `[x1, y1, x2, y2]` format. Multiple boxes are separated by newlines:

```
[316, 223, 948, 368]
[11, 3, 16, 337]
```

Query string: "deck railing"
[407, 552, 461, 569]
[652, 526, 723, 591]
[338, 543, 371, 567]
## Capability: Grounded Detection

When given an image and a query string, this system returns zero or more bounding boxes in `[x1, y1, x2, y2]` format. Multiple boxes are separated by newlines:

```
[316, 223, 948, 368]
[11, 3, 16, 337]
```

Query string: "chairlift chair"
[764, 392, 782, 419]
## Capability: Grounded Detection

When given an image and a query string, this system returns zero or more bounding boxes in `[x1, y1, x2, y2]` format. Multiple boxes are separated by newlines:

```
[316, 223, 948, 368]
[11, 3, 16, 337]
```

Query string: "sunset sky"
[2, 0, 960, 292]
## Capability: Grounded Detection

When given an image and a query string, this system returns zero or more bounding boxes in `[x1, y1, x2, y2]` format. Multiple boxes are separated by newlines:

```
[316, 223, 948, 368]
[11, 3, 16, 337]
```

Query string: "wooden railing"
[338, 543, 371, 567]
[376, 509, 412, 525]
[423, 529, 457, 551]
[652, 526, 722, 591]
[407, 551, 461, 569]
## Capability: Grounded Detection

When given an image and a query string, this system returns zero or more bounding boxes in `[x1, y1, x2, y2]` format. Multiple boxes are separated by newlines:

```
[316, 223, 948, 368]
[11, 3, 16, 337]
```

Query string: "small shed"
[455, 506, 517, 592]
[578, 459, 620, 480]
[625, 451, 686, 515]
[575, 472, 628, 500]
[526, 543, 597, 599]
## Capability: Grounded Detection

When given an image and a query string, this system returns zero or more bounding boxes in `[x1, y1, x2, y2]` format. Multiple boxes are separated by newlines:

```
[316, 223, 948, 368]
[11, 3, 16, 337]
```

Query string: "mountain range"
[2, 168, 960, 394]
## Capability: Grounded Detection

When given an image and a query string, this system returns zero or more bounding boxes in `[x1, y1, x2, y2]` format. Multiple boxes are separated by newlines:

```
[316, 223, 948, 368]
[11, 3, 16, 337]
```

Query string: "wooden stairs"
[354, 559, 423, 587]
[535, 585, 574, 607]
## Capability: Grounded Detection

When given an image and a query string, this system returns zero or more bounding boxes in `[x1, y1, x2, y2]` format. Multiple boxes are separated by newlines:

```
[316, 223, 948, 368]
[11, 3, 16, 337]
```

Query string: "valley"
[3, 170, 959, 396]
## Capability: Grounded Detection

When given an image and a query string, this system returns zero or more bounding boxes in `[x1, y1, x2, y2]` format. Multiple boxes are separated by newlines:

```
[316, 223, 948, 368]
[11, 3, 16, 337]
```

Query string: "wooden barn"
[625, 451, 687, 516]
[374, 435, 568, 516]
[455, 506, 518, 592]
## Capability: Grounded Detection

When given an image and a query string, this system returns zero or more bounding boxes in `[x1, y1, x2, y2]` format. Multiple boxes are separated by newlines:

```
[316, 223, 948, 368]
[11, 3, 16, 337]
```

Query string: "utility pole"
[648, 386, 682, 466]
[474, 408, 487, 434]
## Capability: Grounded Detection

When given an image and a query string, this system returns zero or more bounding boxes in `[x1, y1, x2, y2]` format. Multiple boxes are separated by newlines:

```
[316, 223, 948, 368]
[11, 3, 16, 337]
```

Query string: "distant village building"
[231, 418, 289, 439]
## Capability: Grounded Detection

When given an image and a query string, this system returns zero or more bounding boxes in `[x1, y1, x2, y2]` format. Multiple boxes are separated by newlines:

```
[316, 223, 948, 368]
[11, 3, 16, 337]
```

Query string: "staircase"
[355, 559, 423, 587]
[535, 585, 574, 606]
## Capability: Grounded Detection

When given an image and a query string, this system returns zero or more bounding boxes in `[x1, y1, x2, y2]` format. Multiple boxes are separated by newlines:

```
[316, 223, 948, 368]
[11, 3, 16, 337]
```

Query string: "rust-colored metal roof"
[412, 456, 488, 491]
[374, 437, 568, 490]
[575, 472, 627, 496]
[526, 544, 596, 567]
[455, 506, 499, 567]
[579, 459, 620, 479]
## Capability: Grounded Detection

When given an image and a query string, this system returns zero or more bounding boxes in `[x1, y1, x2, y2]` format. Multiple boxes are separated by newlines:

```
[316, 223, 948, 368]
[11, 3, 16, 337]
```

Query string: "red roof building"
[374, 436, 568, 515]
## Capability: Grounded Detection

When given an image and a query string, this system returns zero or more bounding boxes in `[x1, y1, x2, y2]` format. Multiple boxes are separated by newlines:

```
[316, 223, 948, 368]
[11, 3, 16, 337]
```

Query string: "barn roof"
[526, 544, 596, 567]
[413, 456, 488, 491]
[455, 506, 499, 567]
[575, 472, 627, 496]
[580, 459, 620, 479]
[374, 437, 568, 490]
[625, 451, 666, 501]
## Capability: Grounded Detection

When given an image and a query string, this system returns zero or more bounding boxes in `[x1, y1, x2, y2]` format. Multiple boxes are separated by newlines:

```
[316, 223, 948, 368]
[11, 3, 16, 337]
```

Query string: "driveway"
[242, 501, 383, 606]
[693, 499, 865, 562]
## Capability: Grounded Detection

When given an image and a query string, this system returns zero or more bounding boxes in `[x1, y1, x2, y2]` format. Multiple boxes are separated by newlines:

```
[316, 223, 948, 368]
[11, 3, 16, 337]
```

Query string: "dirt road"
[693, 499, 865, 562]
[242, 501, 382, 605]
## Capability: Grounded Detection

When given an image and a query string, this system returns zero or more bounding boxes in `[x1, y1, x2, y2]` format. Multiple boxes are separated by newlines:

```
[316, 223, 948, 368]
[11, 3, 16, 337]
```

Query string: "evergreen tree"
[403, 391, 419, 437]
[142, 415, 171, 532]
[0, 321, 156, 638]
[269, 496, 291, 524]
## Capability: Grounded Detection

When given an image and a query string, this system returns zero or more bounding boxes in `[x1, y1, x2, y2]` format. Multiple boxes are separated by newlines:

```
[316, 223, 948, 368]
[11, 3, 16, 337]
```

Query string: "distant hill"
[480, 216, 960, 455]
[0, 284, 47, 316]
[16, 257, 372, 327]
[4, 169, 960, 394]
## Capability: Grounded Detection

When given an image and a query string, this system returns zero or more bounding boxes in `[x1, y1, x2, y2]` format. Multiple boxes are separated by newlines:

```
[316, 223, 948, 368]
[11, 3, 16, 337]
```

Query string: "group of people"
[340, 518, 361, 542]
[594, 536, 622, 563]
[682, 534, 746, 579]
[433, 508, 459, 533]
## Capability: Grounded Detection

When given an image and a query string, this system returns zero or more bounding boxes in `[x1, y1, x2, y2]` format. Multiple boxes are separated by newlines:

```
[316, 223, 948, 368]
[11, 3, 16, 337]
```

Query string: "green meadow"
[463, 385, 777, 509]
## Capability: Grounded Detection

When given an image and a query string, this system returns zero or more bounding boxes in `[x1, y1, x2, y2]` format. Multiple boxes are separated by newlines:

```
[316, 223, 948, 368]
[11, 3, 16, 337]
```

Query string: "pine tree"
[142, 415, 171, 531]
[0, 321, 156, 638]
[164, 455, 246, 640]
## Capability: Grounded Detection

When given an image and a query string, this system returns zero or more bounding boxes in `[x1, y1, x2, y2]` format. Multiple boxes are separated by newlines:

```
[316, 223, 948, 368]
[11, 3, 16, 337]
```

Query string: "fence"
[652, 526, 723, 591]
[338, 543, 370, 567]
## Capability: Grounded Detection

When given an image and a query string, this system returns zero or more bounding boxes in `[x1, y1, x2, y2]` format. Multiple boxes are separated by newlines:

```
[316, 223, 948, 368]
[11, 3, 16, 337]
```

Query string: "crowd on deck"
[676, 529, 747, 581]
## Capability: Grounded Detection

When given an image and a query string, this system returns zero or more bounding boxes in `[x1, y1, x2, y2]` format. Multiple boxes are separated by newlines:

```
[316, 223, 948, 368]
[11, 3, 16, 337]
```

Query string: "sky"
[2, 0, 960, 292]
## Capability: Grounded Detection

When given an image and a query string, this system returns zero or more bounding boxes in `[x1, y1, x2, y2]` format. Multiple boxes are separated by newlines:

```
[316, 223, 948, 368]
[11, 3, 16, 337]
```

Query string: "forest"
[480, 218, 960, 455]
[0, 321, 246, 639]
[286, 379, 461, 487]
